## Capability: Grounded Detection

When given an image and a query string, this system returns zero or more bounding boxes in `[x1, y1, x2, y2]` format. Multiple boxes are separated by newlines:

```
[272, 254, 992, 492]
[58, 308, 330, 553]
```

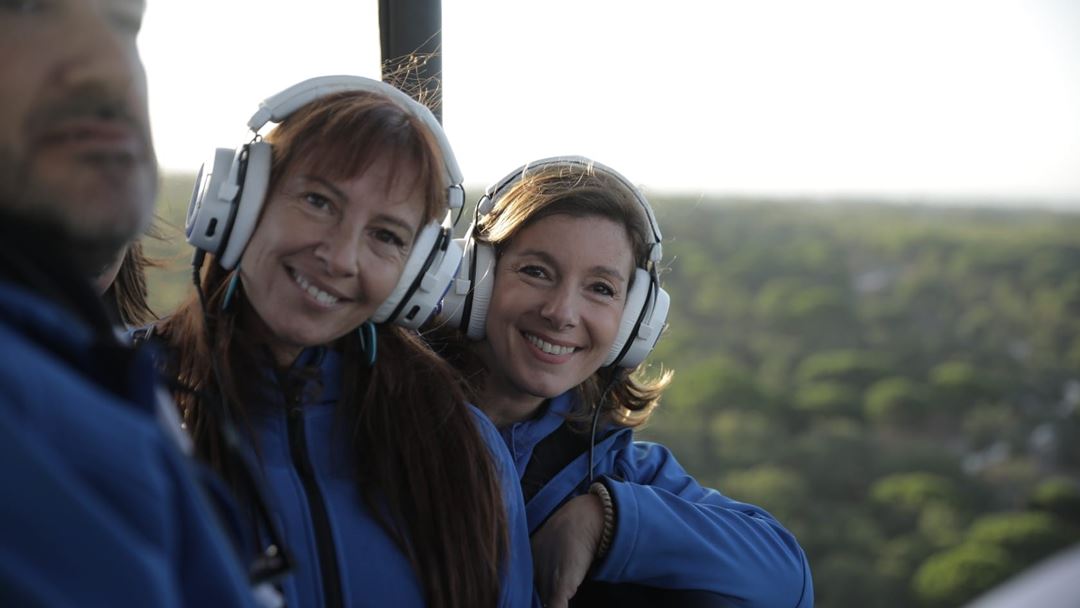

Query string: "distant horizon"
[156, 170, 1080, 214]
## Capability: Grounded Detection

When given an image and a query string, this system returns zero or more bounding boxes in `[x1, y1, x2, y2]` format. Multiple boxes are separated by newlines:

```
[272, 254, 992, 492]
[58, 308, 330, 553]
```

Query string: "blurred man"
[0, 1, 256, 605]
[0, 0, 156, 279]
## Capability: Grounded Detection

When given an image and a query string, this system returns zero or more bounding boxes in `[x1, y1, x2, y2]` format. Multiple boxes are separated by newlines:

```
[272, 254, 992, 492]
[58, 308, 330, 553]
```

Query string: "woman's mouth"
[524, 332, 578, 356]
[289, 268, 342, 306]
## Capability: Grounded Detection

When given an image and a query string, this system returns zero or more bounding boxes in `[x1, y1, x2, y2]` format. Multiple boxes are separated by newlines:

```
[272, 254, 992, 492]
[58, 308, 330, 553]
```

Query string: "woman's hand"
[531, 493, 605, 608]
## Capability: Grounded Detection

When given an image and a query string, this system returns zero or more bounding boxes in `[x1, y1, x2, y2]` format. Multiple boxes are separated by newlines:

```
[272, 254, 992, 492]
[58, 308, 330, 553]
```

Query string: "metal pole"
[379, 0, 443, 122]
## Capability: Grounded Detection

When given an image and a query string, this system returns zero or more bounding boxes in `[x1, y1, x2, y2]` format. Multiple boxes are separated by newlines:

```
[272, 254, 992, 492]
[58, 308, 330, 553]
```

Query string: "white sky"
[139, 0, 1080, 204]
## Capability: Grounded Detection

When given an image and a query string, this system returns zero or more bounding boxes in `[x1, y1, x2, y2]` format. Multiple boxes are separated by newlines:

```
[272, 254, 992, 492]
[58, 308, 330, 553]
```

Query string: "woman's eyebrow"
[514, 249, 558, 267]
[297, 175, 346, 201]
[590, 266, 627, 282]
[514, 249, 626, 282]
[373, 213, 417, 238]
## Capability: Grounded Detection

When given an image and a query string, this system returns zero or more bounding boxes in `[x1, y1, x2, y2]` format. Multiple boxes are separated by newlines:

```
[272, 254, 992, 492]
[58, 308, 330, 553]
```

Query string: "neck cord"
[587, 369, 626, 484]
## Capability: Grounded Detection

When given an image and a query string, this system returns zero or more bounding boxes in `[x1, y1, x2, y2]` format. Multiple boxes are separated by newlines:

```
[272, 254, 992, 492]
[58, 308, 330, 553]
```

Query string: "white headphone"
[184, 75, 466, 329]
[441, 156, 670, 368]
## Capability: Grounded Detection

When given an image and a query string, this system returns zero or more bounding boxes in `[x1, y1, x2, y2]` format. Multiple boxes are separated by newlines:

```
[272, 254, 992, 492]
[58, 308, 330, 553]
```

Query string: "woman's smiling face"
[481, 213, 634, 407]
[238, 157, 426, 366]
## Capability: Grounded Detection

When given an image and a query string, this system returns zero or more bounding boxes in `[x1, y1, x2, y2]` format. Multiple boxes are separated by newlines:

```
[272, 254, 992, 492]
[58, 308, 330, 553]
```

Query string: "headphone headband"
[247, 75, 463, 209]
[481, 156, 662, 262]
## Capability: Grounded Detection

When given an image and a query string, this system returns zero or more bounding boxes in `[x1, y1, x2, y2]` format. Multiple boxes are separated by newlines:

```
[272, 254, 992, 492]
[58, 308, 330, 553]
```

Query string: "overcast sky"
[139, 0, 1080, 205]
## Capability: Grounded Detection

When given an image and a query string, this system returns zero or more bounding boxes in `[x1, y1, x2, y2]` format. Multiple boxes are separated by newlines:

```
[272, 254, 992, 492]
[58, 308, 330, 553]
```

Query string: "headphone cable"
[587, 369, 626, 485]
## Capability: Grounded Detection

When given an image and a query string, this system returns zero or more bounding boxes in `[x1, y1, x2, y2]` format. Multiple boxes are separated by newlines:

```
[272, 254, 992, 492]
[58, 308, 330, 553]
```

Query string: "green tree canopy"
[966, 511, 1080, 568]
[913, 543, 1015, 607]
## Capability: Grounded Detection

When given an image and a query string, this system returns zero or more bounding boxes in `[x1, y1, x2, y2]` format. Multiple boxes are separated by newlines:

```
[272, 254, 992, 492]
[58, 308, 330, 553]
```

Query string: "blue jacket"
[0, 280, 256, 607]
[231, 346, 535, 608]
[500, 391, 814, 608]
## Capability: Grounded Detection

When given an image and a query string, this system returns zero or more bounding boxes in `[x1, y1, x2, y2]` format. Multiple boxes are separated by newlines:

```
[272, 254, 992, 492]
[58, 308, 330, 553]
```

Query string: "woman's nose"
[315, 228, 361, 276]
[539, 285, 579, 330]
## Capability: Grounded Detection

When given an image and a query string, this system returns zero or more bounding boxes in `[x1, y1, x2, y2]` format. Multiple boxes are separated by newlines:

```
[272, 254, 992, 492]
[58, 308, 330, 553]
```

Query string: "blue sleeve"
[0, 411, 179, 607]
[591, 441, 813, 608]
[468, 405, 539, 607]
[161, 438, 264, 608]
[0, 401, 256, 608]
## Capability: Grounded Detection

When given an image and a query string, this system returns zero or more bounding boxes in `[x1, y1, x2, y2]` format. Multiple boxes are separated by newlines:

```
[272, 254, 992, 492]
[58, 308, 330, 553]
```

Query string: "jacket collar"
[500, 390, 631, 474]
[0, 280, 159, 415]
[258, 345, 344, 408]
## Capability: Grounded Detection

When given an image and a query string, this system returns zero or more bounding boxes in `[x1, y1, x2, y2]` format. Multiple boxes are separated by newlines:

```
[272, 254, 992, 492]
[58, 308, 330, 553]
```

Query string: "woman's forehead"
[508, 214, 635, 273]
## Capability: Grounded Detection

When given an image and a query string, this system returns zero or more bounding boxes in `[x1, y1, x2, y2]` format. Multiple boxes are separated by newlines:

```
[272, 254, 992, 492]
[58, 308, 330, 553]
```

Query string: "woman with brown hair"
[146, 76, 533, 608]
[432, 157, 813, 608]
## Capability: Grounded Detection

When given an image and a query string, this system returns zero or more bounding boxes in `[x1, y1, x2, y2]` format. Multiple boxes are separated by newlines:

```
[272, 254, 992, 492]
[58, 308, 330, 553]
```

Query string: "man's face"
[0, 0, 156, 272]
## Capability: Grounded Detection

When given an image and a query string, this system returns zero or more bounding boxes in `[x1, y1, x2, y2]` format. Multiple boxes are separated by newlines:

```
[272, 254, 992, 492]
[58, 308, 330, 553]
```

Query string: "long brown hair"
[157, 91, 506, 608]
[102, 230, 167, 326]
[435, 161, 673, 429]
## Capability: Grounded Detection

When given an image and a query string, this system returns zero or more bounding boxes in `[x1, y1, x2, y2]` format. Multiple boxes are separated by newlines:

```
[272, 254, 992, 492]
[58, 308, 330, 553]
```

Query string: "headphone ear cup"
[603, 268, 669, 368]
[410, 232, 465, 327]
[392, 227, 463, 330]
[440, 237, 472, 330]
[186, 147, 238, 254]
[219, 141, 272, 270]
[372, 220, 445, 326]
[604, 268, 650, 367]
[437, 238, 495, 340]
[463, 242, 496, 340]
[617, 283, 669, 368]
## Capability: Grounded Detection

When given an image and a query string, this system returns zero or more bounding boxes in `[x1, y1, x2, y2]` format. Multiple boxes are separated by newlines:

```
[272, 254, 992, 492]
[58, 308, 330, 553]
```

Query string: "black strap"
[520, 419, 592, 504]
[571, 583, 734, 608]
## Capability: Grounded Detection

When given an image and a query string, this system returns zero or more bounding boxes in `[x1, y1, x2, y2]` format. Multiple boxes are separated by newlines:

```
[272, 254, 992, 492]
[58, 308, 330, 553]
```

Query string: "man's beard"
[0, 87, 157, 279]
[0, 151, 152, 279]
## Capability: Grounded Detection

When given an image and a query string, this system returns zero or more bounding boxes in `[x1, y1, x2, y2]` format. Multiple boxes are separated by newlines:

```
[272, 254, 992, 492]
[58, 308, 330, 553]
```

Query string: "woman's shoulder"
[609, 437, 686, 477]
[465, 403, 502, 446]
[463, 403, 525, 495]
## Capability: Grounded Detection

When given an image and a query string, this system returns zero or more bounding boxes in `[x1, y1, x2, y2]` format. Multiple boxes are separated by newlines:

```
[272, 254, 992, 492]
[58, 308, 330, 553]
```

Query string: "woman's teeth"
[526, 333, 575, 356]
[292, 270, 340, 305]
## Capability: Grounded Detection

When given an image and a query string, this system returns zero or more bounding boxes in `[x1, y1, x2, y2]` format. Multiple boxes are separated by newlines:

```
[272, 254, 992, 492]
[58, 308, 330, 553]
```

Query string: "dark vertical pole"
[379, 0, 443, 123]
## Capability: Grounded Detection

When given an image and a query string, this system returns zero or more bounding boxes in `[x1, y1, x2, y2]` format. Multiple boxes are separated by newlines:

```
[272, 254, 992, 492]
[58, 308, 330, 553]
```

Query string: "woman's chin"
[519, 376, 576, 401]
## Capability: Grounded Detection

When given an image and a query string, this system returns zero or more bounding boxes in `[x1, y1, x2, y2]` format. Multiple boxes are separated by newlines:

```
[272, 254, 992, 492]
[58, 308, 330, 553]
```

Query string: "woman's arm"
[592, 441, 813, 608]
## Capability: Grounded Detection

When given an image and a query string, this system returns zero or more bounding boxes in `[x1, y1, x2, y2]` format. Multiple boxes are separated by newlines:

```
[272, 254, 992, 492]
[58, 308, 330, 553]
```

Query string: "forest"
[147, 175, 1080, 607]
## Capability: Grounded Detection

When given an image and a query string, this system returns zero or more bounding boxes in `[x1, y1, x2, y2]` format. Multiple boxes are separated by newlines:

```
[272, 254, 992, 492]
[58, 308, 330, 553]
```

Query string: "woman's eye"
[374, 229, 406, 248]
[591, 282, 616, 298]
[303, 192, 331, 210]
[518, 265, 548, 280]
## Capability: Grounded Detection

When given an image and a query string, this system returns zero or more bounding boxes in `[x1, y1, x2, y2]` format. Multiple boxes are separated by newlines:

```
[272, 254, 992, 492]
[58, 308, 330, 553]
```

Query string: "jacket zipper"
[287, 402, 345, 608]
